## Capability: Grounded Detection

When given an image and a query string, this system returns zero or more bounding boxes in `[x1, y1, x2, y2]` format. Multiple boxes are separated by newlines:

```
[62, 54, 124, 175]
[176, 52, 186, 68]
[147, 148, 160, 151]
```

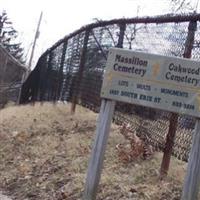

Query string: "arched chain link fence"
[20, 14, 200, 162]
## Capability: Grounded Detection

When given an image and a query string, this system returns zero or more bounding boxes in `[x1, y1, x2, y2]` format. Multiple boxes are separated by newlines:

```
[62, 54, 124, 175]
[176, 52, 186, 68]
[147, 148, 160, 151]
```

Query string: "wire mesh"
[0, 46, 26, 107]
[20, 14, 200, 162]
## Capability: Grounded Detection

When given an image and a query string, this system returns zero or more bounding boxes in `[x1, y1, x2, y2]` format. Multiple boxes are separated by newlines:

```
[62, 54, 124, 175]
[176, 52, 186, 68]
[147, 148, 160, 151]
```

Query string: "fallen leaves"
[0, 103, 186, 200]
[116, 123, 154, 163]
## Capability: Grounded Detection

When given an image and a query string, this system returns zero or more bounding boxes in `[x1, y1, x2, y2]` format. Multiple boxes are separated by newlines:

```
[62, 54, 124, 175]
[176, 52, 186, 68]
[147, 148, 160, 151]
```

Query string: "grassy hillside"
[0, 103, 188, 199]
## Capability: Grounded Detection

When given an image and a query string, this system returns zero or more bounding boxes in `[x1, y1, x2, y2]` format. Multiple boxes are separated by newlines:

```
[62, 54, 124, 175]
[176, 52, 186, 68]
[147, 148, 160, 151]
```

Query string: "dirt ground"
[0, 102, 188, 199]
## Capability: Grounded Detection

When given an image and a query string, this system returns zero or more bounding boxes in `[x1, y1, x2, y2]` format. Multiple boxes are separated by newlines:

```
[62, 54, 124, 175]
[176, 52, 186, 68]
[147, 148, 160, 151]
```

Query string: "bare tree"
[170, 0, 199, 13]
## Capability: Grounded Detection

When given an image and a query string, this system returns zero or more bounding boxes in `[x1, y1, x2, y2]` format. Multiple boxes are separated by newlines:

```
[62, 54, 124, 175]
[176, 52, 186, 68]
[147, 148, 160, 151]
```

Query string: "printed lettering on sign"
[101, 48, 200, 117]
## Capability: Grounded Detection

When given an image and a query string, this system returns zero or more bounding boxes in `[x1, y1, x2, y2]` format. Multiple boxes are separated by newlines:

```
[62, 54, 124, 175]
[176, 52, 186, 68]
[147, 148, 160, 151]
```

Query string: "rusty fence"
[20, 14, 200, 162]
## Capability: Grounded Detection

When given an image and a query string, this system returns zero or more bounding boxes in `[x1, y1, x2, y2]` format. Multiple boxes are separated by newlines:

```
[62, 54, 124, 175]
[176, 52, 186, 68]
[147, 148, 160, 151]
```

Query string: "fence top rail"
[42, 13, 200, 55]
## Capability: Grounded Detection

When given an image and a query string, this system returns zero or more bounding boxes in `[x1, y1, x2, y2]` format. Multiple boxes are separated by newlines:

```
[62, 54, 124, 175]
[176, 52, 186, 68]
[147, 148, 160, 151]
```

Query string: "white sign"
[101, 48, 200, 117]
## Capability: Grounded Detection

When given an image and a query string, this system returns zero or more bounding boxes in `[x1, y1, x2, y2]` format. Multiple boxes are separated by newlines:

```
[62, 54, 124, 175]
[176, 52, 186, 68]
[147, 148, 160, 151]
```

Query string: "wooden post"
[83, 99, 116, 200]
[160, 20, 197, 178]
[181, 119, 200, 200]
[71, 30, 90, 114]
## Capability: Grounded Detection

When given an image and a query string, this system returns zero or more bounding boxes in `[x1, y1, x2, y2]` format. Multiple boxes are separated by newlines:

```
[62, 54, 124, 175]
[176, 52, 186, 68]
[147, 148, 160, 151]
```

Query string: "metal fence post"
[160, 113, 178, 178]
[83, 23, 126, 200]
[160, 20, 197, 178]
[46, 51, 53, 101]
[117, 23, 126, 48]
[17, 71, 26, 104]
[37, 54, 49, 102]
[56, 41, 68, 101]
[71, 30, 90, 114]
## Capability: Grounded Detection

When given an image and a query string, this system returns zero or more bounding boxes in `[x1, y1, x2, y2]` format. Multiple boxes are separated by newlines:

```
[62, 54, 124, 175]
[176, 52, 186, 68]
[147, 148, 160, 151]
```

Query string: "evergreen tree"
[0, 10, 25, 63]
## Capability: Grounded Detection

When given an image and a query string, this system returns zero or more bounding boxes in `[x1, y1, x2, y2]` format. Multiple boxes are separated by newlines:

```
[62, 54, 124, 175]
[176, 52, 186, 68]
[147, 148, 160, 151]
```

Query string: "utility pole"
[28, 11, 43, 71]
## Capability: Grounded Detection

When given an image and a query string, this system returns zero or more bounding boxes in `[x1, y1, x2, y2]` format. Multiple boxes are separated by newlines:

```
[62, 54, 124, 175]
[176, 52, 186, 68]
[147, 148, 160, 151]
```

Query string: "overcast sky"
[0, 0, 198, 68]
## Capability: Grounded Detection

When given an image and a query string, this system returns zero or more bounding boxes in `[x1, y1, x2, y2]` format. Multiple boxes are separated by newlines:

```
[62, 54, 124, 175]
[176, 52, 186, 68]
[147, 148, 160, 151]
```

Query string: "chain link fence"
[20, 14, 200, 162]
[0, 45, 26, 108]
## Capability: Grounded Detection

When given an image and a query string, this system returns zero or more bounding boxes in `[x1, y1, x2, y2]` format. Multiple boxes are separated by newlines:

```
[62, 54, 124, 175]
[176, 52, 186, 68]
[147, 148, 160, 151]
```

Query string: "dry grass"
[0, 102, 189, 199]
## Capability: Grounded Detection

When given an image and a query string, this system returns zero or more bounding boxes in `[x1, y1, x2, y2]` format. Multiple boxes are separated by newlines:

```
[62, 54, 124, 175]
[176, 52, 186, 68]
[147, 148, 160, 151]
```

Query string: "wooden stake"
[83, 99, 116, 200]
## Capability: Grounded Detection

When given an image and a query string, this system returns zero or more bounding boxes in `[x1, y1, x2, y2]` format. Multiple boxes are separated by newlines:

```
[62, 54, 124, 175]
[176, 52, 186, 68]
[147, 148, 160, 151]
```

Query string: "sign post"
[83, 99, 115, 200]
[83, 48, 200, 199]
[181, 119, 200, 200]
